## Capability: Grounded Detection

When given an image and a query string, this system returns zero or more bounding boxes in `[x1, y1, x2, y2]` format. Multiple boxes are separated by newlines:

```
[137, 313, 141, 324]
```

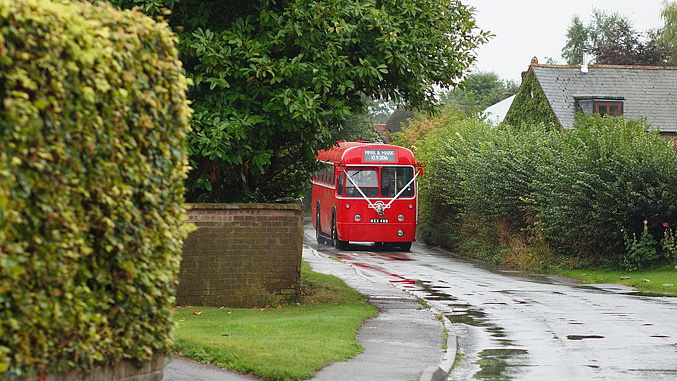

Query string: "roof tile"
[532, 65, 677, 132]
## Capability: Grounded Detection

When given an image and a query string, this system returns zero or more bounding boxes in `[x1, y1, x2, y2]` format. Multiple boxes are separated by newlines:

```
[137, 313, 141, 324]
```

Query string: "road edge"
[419, 313, 457, 381]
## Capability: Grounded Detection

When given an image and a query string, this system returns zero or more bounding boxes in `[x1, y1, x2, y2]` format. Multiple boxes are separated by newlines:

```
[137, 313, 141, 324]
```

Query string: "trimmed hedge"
[0, 0, 191, 377]
[415, 113, 677, 269]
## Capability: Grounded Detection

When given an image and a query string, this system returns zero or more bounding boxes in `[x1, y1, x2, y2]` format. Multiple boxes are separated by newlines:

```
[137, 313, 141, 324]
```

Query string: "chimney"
[581, 52, 589, 73]
[521, 57, 539, 83]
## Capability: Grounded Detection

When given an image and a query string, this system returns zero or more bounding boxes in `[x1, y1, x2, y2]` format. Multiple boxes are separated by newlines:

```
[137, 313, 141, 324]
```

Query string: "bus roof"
[316, 141, 416, 165]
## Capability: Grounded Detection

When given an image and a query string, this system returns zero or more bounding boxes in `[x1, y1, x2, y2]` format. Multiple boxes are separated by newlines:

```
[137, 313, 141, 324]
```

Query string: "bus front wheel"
[331, 215, 348, 250]
[315, 205, 324, 245]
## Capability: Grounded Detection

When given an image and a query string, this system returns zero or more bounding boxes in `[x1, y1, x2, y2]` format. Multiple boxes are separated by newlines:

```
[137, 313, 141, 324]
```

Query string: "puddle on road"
[447, 308, 485, 325]
[418, 282, 529, 380]
[566, 335, 605, 341]
[474, 349, 530, 380]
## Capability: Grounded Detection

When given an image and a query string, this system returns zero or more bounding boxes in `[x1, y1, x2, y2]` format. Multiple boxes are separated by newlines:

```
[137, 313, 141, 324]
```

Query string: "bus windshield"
[381, 167, 414, 197]
[344, 169, 379, 197]
[342, 166, 414, 198]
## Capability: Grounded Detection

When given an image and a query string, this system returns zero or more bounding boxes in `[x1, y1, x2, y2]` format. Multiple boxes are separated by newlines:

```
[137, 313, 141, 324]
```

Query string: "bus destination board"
[364, 149, 396, 162]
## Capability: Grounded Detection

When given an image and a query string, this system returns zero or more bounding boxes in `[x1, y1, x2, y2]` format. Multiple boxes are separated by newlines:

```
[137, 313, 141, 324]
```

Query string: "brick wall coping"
[186, 202, 302, 211]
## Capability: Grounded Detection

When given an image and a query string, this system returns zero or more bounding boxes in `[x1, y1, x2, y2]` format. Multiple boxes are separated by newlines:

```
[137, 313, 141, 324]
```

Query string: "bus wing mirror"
[416, 162, 425, 176]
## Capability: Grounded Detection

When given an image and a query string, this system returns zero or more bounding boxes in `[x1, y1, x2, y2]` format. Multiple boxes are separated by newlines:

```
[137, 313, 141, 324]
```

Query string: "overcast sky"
[463, 0, 667, 83]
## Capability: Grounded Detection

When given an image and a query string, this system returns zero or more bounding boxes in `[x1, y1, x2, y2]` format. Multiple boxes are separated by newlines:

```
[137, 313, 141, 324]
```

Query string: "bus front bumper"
[338, 222, 416, 243]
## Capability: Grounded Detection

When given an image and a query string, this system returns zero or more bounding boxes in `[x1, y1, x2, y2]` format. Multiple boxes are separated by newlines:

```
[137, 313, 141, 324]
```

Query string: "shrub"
[534, 115, 677, 265]
[0, 0, 191, 377]
[622, 220, 660, 271]
[414, 111, 677, 270]
[416, 117, 551, 254]
[661, 224, 677, 265]
[414, 116, 486, 249]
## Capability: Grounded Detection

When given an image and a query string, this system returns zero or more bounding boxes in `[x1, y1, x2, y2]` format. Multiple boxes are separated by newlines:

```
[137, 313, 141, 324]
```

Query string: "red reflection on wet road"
[369, 252, 413, 261]
[347, 259, 417, 288]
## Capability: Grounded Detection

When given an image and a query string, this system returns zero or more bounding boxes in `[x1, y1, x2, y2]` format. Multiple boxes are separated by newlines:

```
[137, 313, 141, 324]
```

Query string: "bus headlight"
[354, 214, 361, 222]
[397, 230, 404, 237]
[398, 214, 405, 222]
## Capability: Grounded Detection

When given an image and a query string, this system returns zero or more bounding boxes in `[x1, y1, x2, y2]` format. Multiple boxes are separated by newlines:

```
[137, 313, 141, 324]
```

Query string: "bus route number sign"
[364, 149, 396, 162]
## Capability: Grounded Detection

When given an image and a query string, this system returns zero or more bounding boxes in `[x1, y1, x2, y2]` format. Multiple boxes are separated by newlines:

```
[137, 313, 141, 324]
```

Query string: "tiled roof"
[532, 64, 677, 132]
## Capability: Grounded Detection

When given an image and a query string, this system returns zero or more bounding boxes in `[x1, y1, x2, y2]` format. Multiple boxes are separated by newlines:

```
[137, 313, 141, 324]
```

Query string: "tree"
[439, 72, 518, 112]
[110, 0, 490, 202]
[331, 112, 382, 144]
[561, 15, 590, 65]
[659, 0, 677, 65]
[366, 97, 397, 125]
[562, 9, 669, 66]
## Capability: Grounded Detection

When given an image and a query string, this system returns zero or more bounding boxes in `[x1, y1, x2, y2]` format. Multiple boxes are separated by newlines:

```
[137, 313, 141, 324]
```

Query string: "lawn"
[560, 265, 677, 296]
[172, 261, 377, 381]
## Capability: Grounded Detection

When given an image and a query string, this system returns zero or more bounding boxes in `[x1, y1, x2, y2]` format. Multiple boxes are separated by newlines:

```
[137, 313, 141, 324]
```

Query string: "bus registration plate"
[370, 218, 389, 223]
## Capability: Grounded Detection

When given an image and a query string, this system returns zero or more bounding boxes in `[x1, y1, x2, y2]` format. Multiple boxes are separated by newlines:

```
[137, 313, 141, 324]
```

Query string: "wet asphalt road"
[304, 226, 677, 380]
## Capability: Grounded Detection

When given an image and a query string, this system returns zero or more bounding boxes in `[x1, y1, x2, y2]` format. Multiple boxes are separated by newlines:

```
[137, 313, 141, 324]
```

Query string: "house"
[483, 94, 515, 125]
[374, 108, 416, 143]
[373, 123, 390, 142]
[504, 60, 677, 136]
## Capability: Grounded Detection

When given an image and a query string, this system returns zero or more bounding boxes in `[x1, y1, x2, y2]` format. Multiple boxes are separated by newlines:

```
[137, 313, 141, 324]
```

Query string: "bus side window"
[337, 172, 344, 195]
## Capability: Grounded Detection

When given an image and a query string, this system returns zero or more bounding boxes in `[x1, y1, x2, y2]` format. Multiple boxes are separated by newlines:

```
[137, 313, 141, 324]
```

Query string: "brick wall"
[177, 203, 303, 307]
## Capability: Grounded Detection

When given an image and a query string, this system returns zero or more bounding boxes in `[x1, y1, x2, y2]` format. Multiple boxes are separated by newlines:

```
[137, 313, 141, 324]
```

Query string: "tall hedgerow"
[0, 0, 191, 377]
[415, 112, 677, 270]
[534, 115, 677, 267]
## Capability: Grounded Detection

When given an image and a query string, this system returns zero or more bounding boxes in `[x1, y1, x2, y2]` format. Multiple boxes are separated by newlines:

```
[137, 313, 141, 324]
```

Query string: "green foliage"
[660, 224, 677, 264]
[503, 70, 559, 129]
[111, 0, 490, 203]
[391, 104, 469, 153]
[0, 0, 191, 376]
[413, 110, 677, 270]
[366, 97, 397, 125]
[331, 112, 382, 144]
[562, 9, 669, 66]
[622, 221, 660, 271]
[412, 115, 488, 248]
[535, 115, 677, 265]
[562, 10, 634, 64]
[439, 72, 518, 112]
[659, 1, 677, 65]
[562, 267, 677, 296]
[562, 15, 590, 65]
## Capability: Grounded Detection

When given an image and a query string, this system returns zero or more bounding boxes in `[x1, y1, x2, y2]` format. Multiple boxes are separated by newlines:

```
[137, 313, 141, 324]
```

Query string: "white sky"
[463, 0, 666, 83]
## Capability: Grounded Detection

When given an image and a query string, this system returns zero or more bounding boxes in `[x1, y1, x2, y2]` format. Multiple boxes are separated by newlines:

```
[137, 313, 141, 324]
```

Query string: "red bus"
[311, 141, 423, 251]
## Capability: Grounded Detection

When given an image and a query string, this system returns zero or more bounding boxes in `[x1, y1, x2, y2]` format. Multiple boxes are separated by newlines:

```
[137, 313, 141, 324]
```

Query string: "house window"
[574, 96, 624, 118]
[595, 102, 623, 116]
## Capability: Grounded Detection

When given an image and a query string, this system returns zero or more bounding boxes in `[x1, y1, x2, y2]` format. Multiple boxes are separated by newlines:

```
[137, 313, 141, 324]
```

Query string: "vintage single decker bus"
[311, 141, 424, 251]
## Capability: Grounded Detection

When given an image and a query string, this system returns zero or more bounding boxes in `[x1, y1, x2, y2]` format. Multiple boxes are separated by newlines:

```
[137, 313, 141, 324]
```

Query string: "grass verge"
[173, 261, 378, 381]
[560, 265, 677, 296]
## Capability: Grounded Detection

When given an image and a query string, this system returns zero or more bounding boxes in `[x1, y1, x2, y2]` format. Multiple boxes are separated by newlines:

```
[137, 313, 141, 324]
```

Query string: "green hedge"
[416, 113, 677, 270]
[0, 0, 191, 377]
